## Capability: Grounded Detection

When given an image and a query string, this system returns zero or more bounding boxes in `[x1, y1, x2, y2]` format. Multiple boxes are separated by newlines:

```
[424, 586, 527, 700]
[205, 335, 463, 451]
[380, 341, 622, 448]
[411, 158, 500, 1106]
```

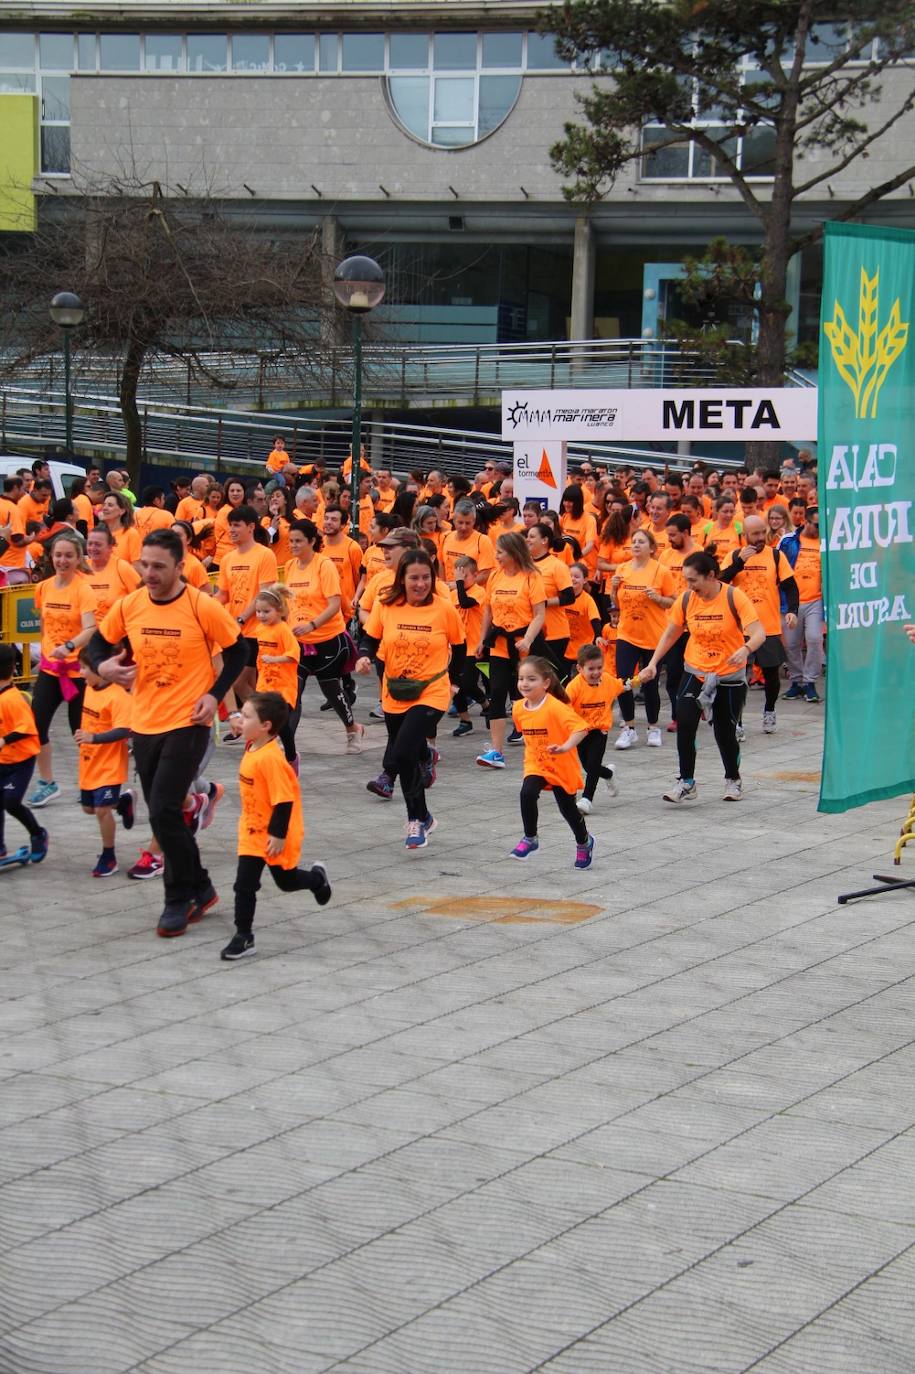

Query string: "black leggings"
[520, 775, 588, 844]
[0, 759, 40, 849]
[577, 730, 613, 801]
[762, 664, 780, 713]
[31, 670, 85, 747]
[298, 633, 354, 728]
[662, 634, 687, 719]
[133, 725, 212, 905]
[453, 656, 485, 713]
[486, 633, 547, 720]
[544, 637, 570, 677]
[383, 705, 443, 821]
[615, 638, 660, 725]
[676, 673, 746, 781]
[234, 854, 322, 935]
[279, 696, 302, 762]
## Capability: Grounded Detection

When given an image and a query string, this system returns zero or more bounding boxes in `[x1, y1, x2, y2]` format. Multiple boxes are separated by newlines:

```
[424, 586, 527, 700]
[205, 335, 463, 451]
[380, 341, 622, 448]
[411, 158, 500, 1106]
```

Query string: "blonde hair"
[255, 583, 292, 618]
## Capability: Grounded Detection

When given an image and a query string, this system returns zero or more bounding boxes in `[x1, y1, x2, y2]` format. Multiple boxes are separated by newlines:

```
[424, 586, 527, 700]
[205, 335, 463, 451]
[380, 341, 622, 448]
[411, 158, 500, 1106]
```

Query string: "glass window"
[145, 34, 182, 72]
[389, 33, 428, 69]
[0, 32, 35, 67]
[187, 34, 227, 72]
[641, 128, 690, 177]
[232, 34, 270, 72]
[526, 33, 566, 69]
[318, 34, 338, 71]
[77, 33, 96, 70]
[99, 34, 140, 70]
[39, 33, 72, 70]
[479, 74, 520, 133]
[0, 72, 35, 93]
[388, 75, 428, 138]
[342, 33, 384, 71]
[741, 124, 777, 175]
[433, 76, 473, 123]
[431, 126, 472, 147]
[41, 75, 69, 120]
[433, 33, 476, 70]
[274, 34, 314, 72]
[482, 33, 522, 68]
[41, 125, 70, 173]
[692, 128, 737, 177]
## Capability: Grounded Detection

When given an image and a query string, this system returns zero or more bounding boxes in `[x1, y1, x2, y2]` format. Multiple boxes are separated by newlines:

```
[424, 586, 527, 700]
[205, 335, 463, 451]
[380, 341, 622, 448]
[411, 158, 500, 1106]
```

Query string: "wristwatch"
[64, 640, 75, 652]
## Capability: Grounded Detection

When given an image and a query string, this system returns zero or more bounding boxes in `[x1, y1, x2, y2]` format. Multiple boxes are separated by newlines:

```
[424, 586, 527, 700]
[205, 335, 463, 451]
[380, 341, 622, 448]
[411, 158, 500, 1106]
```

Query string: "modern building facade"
[1, 3, 914, 355]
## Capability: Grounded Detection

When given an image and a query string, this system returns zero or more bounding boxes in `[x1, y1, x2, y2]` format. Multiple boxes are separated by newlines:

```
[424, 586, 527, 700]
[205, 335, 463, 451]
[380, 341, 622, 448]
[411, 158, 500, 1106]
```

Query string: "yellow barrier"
[0, 583, 40, 686]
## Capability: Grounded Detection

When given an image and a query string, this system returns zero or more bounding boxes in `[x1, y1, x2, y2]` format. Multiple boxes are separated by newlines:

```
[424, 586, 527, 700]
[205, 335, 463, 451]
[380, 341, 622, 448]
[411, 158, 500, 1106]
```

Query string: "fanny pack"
[385, 667, 448, 702]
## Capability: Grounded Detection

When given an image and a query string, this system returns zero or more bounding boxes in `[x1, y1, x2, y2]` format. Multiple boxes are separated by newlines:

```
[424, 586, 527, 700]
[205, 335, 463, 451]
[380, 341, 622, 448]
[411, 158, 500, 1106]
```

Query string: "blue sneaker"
[476, 749, 506, 769]
[783, 684, 805, 701]
[28, 780, 60, 808]
[507, 728, 524, 745]
[574, 834, 595, 870]
[510, 837, 539, 861]
[804, 682, 821, 703]
[30, 828, 49, 864]
[405, 820, 428, 851]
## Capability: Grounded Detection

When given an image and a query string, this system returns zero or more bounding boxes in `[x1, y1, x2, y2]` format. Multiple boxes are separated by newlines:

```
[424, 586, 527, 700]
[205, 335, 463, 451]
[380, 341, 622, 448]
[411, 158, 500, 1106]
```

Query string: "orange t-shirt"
[262, 516, 292, 569]
[218, 543, 279, 636]
[266, 447, 290, 474]
[212, 505, 237, 564]
[34, 574, 97, 665]
[111, 526, 141, 564]
[511, 693, 587, 793]
[284, 554, 346, 643]
[485, 568, 547, 657]
[132, 504, 173, 540]
[174, 496, 207, 525]
[723, 546, 794, 636]
[183, 553, 211, 591]
[564, 589, 600, 661]
[0, 497, 28, 569]
[78, 682, 132, 790]
[532, 555, 573, 641]
[361, 544, 387, 584]
[363, 595, 464, 714]
[598, 538, 632, 576]
[440, 530, 495, 584]
[701, 520, 744, 560]
[566, 670, 628, 733]
[99, 585, 240, 734]
[18, 493, 50, 532]
[376, 487, 397, 513]
[668, 583, 759, 679]
[451, 583, 485, 652]
[254, 619, 301, 706]
[600, 621, 618, 676]
[238, 738, 304, 868]
[659, 543, 692, 596]
[322, 537, 363, 617]
[71, 492, 94, 528]
[793, 534, 822, 604]
[0, 685, 40, 765]
[85, 557, 142, 621]
[646, 522, 670, 551]
[614, 558, 677, 650]
[560, 513, 599, 574]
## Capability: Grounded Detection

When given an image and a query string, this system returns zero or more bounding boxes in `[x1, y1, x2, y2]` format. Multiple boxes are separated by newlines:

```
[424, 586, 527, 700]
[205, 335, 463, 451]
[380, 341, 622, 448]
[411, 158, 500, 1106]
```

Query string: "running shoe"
[345, 723, 365, 755]
[319, 699, 335, 711]
[510, 837, 539, 860]
[29, 827, 49, 863]
[366, 772, 394, 800]
[783, 683, 805, 700]
[116, 788, 135, 830]
[647, 727, 662, 748]
[188, 881, 219, 924]
[507, 728, 524, 745]
[369, 701, 385, 720]
[576, 797, 593, 815]
[614, 727, 637, 751]
[735, 723, 746, 743]
[221, 933, 254, 960]
[182, 792, 208, 835]
[422, 813, 438, 837]
[452, 720, 474, 737]
[663, 779, 698, 804]
[156, 900, 193, 938]
[201, 782, 225, 830]
[420, 747, 440, 789]
[574, 835, 595, 870]
[405, 820, 428, 850]
[667, 719, 678, 732]
[92, 853, 119, 878]
[603, 767, 618, 798]
[128, 850, 164, 880]
[222, 732, 244, 746]
[476, 749, 506, 769]
[310, 862, 333, 905]
[762, 711, 777, 734]
[28, 779, 60, 808]
[804, 683, 821, 703]
[723, 778, 743, 801]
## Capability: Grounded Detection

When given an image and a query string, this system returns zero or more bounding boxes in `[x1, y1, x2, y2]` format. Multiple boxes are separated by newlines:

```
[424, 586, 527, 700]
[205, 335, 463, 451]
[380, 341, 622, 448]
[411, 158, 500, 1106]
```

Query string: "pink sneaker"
[200, 782, 224, 831]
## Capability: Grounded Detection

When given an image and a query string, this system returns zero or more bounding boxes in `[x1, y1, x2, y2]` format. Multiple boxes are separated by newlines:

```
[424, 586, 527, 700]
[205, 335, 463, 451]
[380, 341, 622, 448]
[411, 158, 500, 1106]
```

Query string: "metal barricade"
[0, 584, 41, 686]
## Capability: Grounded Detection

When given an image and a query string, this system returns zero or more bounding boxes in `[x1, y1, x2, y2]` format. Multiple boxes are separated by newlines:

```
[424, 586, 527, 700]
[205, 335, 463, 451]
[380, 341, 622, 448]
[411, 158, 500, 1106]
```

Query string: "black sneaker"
[311, 862, 332, 906]
[452, 720, 474, 737]
[319, 699, 335, 711]
[187, 881, 219, 924]
[29, 827, 49, 864]
[116, 788, 135, 831]
[156, 901, 193, 938]
[221, 933, 254, 961]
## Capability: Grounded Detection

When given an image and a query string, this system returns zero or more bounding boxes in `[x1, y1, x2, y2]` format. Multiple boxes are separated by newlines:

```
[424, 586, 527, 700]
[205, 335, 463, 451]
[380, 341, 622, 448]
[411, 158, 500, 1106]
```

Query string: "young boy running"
[450, 555, 487, 737]
[0, 644, 48, 865]
[75, 654, 135, 877]
[221, 691, 332, 961]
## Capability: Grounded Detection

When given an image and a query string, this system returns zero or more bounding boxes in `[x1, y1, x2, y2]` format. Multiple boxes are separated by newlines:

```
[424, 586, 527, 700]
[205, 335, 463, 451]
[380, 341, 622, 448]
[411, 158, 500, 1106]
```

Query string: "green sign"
[818, 222, 915, 812]
[14, 593, 39, 636]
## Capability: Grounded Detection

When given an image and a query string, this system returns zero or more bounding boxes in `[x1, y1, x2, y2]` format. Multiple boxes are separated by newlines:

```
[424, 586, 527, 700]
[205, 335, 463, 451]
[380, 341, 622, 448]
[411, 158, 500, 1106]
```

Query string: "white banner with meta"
[501, 388, 818, 442]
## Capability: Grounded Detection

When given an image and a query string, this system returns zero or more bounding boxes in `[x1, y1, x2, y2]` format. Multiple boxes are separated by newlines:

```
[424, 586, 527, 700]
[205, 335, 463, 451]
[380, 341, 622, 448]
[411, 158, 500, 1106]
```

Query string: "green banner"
[818, 222, 915, 813]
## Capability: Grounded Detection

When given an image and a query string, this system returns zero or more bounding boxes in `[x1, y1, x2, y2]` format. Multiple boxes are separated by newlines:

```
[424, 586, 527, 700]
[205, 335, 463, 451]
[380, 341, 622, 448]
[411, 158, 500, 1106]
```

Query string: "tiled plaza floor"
[0, 687, 913, 1373]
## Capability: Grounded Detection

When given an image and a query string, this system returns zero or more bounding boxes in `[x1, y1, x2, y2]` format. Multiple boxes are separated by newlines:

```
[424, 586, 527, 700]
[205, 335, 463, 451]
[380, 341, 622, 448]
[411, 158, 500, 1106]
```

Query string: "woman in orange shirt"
[28, 531, 98, 808]
[597, 503, 642, 598]
[69, 477, 94, 533]
[475, 532, 546, 770]
[526, 521, 574, 674]
[559, 485, 599, 579]
[356, 549, 465, 850]
[609, 528, 677, 750]
[211, 479, 247, 567]
[262, 487, 293, 568]
[98, 493, 141, 567]
[172, 521, 213, 592]
[700, 494, 745, 561]
[85, 525, 142, 619]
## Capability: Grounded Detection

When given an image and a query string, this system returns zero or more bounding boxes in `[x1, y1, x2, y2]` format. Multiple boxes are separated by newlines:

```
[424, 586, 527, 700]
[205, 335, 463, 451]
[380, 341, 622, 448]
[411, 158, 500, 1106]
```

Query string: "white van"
[0, 456, 88, 500]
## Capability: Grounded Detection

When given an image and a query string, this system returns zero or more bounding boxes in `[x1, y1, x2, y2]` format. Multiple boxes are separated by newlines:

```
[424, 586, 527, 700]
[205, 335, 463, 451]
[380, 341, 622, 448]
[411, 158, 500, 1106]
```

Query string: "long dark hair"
[380, 549, 435, 606]
[683, 550, 719, 578]
[560, 484, 584, 519]
[519, 655, 571, 704]
[601, 503, 636, 545]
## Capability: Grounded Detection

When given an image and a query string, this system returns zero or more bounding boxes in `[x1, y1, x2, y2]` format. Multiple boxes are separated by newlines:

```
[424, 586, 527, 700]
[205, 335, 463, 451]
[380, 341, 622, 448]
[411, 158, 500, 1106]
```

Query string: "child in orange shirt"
[451, 555, 487, 737]
[221, 692, 331, 961]
[566, 644, 637, 814]
[564, 562, 602, 674]
[598, 612, 619, 677]
[251, 585, 302, 767]
[75, 657, 135, 877]
[510, 656, 594, 869]
[0, 644, 48, 865]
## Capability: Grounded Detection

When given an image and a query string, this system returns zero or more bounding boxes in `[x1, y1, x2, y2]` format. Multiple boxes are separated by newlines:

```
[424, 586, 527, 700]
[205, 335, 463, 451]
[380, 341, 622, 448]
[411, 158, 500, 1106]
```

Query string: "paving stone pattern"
[0, 690, 913, 1373]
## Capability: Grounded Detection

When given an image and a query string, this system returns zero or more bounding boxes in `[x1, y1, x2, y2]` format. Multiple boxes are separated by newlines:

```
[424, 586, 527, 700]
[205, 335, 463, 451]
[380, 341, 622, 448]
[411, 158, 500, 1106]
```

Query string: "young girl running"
[221, 692, 332, 961]
[74, 655, 135, 877]
[566, 643, 635, 814]
[250, 584, 302, 766]
[0, 643, 48, 866]
[510, 656, 594, 869]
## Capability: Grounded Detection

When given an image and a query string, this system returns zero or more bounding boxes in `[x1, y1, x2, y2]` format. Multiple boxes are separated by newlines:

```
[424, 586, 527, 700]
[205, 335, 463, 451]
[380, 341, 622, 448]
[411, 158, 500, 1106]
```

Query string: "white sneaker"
[663, 779, 697, 803]
[603, 768, 618, 798]
[614, 726, 637, 751]
[763, 711, 777, 734]
[735, 723, 746, 743]
[647, 727, 662, 748]
[723, 778, 743, 801]
[369, 701, 385, 720]
[576, 797, 592, 815]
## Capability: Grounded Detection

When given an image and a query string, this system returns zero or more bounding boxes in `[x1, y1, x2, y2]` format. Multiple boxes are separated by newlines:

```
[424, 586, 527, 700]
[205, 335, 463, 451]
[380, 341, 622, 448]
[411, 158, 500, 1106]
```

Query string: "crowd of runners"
[0, 446, 828, 957]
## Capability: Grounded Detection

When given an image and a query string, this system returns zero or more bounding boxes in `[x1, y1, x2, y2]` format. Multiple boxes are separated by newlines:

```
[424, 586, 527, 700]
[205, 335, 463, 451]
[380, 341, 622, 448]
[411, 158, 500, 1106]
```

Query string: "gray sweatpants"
[783, 599, 824, 685]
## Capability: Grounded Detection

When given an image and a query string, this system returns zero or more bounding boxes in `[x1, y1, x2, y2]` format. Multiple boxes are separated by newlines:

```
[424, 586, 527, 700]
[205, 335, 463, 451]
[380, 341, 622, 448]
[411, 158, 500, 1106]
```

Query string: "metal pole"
[350, 314, 362, 540]
[63, 329, 72, 452]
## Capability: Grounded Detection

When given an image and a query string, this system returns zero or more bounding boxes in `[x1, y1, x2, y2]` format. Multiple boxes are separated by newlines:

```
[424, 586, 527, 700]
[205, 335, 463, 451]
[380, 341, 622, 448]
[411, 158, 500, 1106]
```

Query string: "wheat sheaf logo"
[823, 267, 909, 419]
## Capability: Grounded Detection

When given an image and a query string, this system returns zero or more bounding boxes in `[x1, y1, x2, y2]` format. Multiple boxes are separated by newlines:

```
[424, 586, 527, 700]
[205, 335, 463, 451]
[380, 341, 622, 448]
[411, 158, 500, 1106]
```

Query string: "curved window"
[387, 32, 524, 147]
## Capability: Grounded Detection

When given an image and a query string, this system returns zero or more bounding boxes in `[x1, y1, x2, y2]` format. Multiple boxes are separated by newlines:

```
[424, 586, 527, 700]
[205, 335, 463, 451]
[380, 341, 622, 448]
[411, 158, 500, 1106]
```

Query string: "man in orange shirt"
[374, 468, 398, 513]
[134, 487, 175, 539]
[782, 506, 824, 703]
[719, 514, 798, 732]
[174, 474, 210, 524]
[0, 476, 31, 584]
[646, 493, 672, 550]
[217, 506, 278, 706]
[19, 479, 52, 535]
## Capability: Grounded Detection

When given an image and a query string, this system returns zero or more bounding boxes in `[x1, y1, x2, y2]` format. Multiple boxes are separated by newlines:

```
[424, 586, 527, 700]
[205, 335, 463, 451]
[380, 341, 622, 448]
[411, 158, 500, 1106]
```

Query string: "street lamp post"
[49, 291, 85, 454]
[332, 256, 385, 538]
